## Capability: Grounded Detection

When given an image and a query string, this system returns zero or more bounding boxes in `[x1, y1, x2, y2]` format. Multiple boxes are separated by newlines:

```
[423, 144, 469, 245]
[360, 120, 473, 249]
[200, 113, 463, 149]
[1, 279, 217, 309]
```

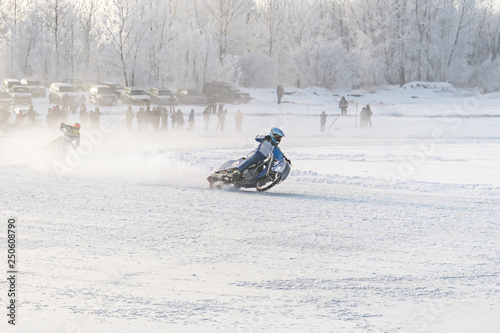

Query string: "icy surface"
[0, 85, 499, 332]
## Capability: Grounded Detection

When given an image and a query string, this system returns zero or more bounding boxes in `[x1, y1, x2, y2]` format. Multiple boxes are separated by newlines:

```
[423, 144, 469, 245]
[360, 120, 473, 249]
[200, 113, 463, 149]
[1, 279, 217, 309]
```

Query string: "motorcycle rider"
[60, 122, 81, 149]
[232, 127, 291, 180]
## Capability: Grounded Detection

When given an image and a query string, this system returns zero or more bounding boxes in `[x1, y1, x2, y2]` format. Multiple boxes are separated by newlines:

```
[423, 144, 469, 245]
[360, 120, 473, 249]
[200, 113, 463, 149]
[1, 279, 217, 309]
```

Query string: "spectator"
[277, 85, 284, 104]
[145, 106, 153, 131]
[176, 109, 184, 130]
[203, 107, 210, 131]
[235, 109, 243, 132]
[161, 107, 169, 132]
[339, 96, 348, 115]
[153, 107, 161, 132]
[169, 95, 176, 113]
[216, 108, 223, 131]
[126, 106, 134, 131]
[365, 104, 373, 127]
[136, 108, 146, 132]
[187, 109, 195, 131]
[16, 110, 26, 126]
[170, 109, 177, 130]
[46, 108, 55, 128]
[320, 111, 328, 132]
[27, 105, 37, 126]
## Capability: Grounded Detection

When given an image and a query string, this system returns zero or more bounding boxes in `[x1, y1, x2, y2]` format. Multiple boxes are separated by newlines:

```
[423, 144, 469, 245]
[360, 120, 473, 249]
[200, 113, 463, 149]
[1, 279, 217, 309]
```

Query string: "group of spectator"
[318, 96, 374, 132]
[124, 103, 244, 133]
[58, 94, 86, 115]
[0, 105, 39, 132]
[1, 94, 375, 135]
[74, 105, 101, 130]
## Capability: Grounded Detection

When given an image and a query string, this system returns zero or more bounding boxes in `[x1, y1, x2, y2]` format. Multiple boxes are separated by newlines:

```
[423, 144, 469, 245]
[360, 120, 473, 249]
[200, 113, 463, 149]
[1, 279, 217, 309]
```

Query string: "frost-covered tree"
[0, 0, 499, 91]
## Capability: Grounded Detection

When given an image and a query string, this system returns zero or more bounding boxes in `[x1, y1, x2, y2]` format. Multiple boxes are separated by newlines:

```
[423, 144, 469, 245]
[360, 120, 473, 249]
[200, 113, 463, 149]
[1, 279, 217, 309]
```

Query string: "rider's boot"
[231, 169, 242, 180]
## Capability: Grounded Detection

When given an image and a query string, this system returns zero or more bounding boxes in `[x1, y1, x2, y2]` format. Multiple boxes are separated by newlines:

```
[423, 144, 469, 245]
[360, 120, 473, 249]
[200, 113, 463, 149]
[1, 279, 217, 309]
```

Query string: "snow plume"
[67, 134, 215, 188]
[0, 126, 213, 189]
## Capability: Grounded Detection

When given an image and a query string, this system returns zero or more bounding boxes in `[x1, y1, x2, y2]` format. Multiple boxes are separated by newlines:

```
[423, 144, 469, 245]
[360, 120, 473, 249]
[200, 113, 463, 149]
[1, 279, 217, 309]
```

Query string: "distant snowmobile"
[207, 146, 291, 192]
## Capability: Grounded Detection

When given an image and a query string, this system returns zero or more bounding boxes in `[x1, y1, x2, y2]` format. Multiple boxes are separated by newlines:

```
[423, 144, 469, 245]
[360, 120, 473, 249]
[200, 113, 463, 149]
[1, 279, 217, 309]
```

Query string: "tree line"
[1, 0, 499, 92]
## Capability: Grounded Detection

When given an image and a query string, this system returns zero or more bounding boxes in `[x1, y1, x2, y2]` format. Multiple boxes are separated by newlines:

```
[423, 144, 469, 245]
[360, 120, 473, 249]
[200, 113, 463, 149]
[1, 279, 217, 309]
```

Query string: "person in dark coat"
[161, 107, 169, 132]
[203, 107, 210, 131]
[168, 95, 176, 113]
[126, 106, 134, 131]
[360, 107, 367, 128]
[176, 109, 184, 130]
[136, 108, 146, 132]
[187, 109, 195, 131]
[276, 85, 284, 104]
[365, 105, 373, 127]
[27, 105, 37, 126]
[170, 109, 177, 130]
[153, 107, 161, 132]
[320, 111, 328, 132]
[339, 96, 348, 115]
[145, 106, 153, 131]
[216, 108, 223, 131]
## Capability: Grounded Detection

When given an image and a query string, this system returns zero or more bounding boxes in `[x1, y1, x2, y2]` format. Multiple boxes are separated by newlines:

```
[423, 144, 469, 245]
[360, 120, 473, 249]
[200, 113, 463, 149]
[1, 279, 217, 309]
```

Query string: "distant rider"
[232, 127, 291, 180]
[60, 122, 81, 149]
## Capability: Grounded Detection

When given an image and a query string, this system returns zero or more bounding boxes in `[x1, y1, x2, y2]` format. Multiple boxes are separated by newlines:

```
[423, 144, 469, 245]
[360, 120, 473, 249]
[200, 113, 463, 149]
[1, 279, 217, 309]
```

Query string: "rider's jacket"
[253, 135, 275, 157]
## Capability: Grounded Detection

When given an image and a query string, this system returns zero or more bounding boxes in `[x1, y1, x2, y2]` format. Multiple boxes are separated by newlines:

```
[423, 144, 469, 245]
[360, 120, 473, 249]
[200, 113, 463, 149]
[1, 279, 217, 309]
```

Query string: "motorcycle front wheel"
[256, 173, 281, 192]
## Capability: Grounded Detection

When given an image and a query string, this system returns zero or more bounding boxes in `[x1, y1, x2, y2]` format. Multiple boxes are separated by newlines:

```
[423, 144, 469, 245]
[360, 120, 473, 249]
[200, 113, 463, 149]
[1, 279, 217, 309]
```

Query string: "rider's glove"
[264, 135, 272, 141]
[285, 158, 292, 166]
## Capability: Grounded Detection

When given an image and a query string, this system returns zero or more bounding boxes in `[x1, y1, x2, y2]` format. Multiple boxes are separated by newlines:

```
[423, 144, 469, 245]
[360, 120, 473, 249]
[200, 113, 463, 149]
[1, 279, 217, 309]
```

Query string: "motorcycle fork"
[264, 155, 274, 177]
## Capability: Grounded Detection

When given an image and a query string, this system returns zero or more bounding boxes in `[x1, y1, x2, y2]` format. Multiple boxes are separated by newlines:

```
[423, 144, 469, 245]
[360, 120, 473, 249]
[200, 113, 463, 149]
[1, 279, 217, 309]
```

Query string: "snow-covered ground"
[1, 84, 499, 332]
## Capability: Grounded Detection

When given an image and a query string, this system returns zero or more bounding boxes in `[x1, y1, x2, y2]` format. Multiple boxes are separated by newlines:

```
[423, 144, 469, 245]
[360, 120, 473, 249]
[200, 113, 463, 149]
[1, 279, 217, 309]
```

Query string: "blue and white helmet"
[270, 127, 285, 145]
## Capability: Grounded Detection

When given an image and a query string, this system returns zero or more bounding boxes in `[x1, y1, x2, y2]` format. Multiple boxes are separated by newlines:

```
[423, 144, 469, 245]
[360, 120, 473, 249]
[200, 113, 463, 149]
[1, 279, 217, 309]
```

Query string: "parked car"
[62, 78, 91, 92]
[10, 86, 32, 105]
[202, 82, 251, 104]
[0, 91, 14, 108]
[100, 82, 124, 97]
[20, 78, 46, 97]
[121, 87, 151, 105]
[49, 83, 80, 104]
[176, 88, 208, 105]
[148, 87, 178, 106]
[89, 84, 118, 106]
[2, 79, 22, 94]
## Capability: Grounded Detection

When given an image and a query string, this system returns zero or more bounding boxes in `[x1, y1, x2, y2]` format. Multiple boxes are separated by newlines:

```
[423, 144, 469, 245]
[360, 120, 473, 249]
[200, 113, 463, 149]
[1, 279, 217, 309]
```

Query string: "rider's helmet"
[72, 123, 81, 131]
[270, 127, 285, 145]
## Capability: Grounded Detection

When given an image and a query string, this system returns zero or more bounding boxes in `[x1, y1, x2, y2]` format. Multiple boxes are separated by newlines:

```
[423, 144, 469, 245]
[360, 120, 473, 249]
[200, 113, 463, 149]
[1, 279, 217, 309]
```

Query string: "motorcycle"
[207, 147, 291, 192]
[42, 123, 80, 158]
